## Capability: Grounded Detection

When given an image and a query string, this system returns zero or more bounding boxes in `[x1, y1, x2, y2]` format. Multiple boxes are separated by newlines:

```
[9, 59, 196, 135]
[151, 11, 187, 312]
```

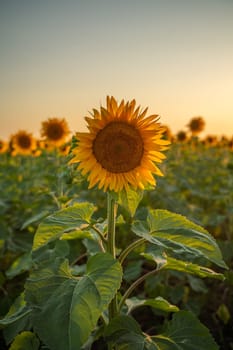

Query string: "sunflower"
[0, 139, 8, 154]
[204, 135, 218, 147]
[70, 96, 170, 192]
[187, 116, 205, 135]
[40, 117, 70, 146]
[176, 130, 188, 142]
[11, 130, 37, 155]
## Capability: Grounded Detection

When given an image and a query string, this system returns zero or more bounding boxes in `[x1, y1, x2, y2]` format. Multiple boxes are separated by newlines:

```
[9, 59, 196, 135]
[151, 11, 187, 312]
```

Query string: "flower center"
[93, 122, 144, 173]
[47, 124, 64, 140]
[18, 135, 31, 149]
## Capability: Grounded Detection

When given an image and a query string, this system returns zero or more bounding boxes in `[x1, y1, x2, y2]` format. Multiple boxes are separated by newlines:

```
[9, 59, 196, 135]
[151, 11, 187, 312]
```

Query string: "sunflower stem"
[118, 267, 160, 312]
[107, 192, 118, 342]
[107, 192, 117, 258]
[118, 238, 146, 265]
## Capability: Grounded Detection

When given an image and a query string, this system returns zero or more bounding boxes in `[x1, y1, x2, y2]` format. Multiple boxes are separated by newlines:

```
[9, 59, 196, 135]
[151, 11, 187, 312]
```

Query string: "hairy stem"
[118, 268, 160, 312]
[118, 238, 146, 264]
[107, 193, 118, 321]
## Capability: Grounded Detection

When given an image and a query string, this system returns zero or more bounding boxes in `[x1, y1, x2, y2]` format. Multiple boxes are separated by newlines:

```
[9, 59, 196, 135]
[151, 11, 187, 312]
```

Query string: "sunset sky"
[1, 0, 233, 140]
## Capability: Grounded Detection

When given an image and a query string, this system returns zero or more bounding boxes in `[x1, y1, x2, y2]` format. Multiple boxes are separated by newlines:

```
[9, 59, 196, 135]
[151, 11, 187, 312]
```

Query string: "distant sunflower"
[204, 135, 218, 146]
[70, 96, 170, 192]
[11, 130, 37, 155]
[0, 140, 8, 154]
[41, 117, 70, 146]
[176, 130, 188, 142]
[187, 116, 205, 135]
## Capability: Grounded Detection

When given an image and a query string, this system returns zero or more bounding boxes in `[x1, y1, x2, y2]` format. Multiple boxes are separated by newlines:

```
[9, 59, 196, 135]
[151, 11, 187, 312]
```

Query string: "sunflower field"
[0, 99, 233, 350]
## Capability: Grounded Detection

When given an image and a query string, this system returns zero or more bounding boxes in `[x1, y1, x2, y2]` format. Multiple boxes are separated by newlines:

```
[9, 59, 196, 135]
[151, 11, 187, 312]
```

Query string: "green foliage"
[153, 311, 219, 350]
[132, 209, 226, 269]
[0, 144, 232, 349]
[25, 251, 122, 350]
[9, 331, 39, 350]
[125, 296, 179, 314]
[32, 202, 96, 250]
[104, 315, 160, 349]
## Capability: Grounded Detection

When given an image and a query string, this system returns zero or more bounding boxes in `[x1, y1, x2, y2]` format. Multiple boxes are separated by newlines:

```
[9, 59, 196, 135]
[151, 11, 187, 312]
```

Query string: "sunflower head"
[40, 117, 70, 146]
[204, 135, 218, 146]
[10, 130, 37, 155]
[176, 130, 188, 142]
[70, 96, 170, 192]
[187, 116, 205, 135]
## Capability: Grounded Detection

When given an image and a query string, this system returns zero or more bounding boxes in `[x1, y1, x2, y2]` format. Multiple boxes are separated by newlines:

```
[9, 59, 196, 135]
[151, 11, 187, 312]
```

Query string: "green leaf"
[21, 210, 50, 230]
[0, 292, 32, 345]
[9, 331, 39, 350]
[33, 202, 96, 250]
[123, 260, 143, 282]
[118, 188, 144, 216]
[132, 209, 227, 269]
[0, 293, 31, 328]
[6, 252, 32, 279]
[216, 303, 231, 325]
[25, 252, 122, 350]
[104, 315, 159, 350]
[164, 256, 224, 280]
[60, 228, 93, 240]
[153, 310, 219, 350]
[142, 250, 224, 280]
[126, 296, 179, 314]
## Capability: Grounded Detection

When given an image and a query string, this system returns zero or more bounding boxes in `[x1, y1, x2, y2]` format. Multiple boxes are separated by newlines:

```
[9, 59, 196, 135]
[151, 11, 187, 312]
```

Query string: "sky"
[1, 0, 233, 140]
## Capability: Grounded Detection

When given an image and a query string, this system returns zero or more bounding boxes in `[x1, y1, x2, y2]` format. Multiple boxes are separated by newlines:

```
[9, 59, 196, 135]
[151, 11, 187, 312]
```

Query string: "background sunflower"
[40, 117, 70, 147]
[10, 130, 37, 155]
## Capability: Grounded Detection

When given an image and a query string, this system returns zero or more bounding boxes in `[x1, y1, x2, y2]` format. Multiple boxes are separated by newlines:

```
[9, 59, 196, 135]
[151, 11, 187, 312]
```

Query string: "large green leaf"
[104, 315, 159, 350]
[153, 310, 219, 350]
[25, 252, 122, 350]
[132, 209, 227, 269]
[32, 202, 96, 250]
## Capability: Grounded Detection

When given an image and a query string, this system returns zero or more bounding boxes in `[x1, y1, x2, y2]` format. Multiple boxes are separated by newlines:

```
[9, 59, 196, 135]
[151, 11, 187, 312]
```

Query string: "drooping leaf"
[25, 252, 122, 350]
[0, 293, 31, 328]
[9, 331, 39, 350]
[126, 296, 179, 314]
[142, 250, 224, 280]
[153, 310, 219, 350]
[132, 209, 227, 269]
[104, 315, 159, 350]
[164, 256, 224, 280]
[0, 292, 32, 345]
[32, 202, 96, 250]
